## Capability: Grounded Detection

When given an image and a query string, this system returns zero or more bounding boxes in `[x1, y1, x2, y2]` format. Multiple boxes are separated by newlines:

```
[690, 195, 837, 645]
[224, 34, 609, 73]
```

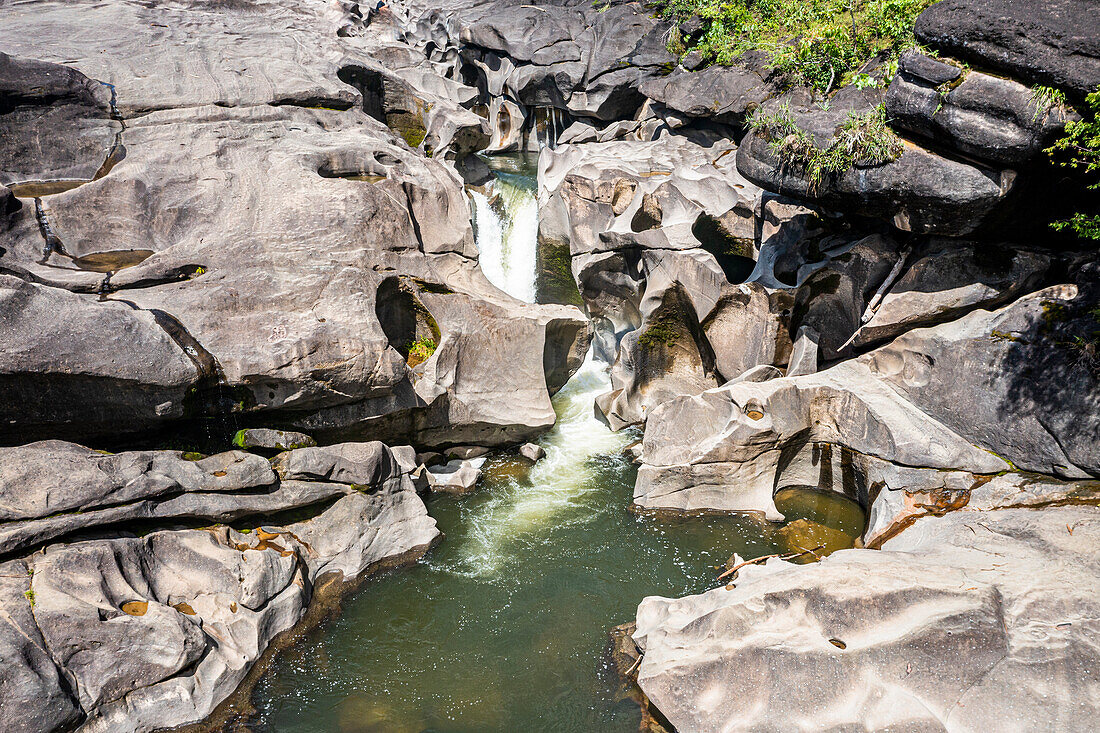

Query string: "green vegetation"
[1030, 85, 1068, 123]
[23, 589, 35, 606]
[748, 101, 903, 186]
[658, 0, 935, 91]
[1046, 86, 1100, 241]
[406, 337, 437, 367]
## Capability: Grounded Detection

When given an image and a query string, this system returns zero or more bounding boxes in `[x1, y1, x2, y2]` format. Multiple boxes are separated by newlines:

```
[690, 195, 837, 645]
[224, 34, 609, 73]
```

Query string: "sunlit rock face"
[0, 0, 588, 448]
[634, 503, 1100, 733]
[635, 282, 1100, 516]
[0, 440, 440, 733]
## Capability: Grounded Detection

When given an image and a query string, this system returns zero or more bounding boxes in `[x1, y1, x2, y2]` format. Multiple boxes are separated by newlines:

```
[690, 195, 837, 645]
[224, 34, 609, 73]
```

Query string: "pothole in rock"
[70, 249, 155, 272]
[375, 276, 440, 368]
[317, 162, 388, 183]
[120, 600, 149, 616]
[692, 212, 756, 284]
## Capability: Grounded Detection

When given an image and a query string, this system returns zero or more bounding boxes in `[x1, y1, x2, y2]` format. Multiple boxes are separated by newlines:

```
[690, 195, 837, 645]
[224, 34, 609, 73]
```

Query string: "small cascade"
[438, 351, 631, 577]
[530, 106, 568, 150]
[469, 157, 539, 302]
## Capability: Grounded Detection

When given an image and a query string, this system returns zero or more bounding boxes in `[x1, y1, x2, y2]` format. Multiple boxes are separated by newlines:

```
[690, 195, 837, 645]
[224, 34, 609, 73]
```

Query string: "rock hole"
[375, 277, 440, 366]
[121, 600, 148, 616]
[336, 65, 386, 122]
[692, 212, 756, 284]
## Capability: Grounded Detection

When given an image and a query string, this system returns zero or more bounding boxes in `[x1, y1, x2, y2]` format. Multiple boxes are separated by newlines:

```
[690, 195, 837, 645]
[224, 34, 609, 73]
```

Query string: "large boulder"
[639, 64, 776, 127]
[0, 100, 586, 448]
[540, 133, 761, 336]
[737, 87, 1017, 236]
[914, 0, 1100, 100]
[886, 50, 1076, 166]
[633, 504, 1100, 732]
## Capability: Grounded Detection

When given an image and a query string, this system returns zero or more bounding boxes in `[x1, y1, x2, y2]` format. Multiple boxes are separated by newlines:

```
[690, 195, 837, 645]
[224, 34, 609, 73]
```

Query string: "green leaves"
[657, 0, 935, 92]
[1046, 86, 1100, 240]
[748, 102, 903, 188]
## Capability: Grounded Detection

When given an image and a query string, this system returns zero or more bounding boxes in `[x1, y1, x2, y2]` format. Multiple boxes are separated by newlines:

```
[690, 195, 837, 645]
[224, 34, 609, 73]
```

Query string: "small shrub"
[406, 337, 437, 367]
[748, 102, 903, 187]
[1046, 85, 1100, 241]
[1030, 85, 1068, 123]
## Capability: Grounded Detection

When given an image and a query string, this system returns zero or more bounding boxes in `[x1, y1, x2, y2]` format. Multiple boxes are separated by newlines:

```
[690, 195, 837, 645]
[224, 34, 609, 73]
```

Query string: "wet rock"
[886, 50, 1077, 166]
[914, 0, 1100, 100]
[866, 470, 1100, 548]
[634, 504, 1100, 732]
[415, 451, 445, 468]
[232, 428, 317, 452]
[737, 87, 1017, 236]
[518, 442, 545, 462]
[597, 281, 720, 431]
[540, 134, 761, 337]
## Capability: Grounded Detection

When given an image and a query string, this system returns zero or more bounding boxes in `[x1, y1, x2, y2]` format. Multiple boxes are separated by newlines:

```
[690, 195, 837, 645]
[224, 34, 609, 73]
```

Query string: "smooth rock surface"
[634, 505, 1100, 732]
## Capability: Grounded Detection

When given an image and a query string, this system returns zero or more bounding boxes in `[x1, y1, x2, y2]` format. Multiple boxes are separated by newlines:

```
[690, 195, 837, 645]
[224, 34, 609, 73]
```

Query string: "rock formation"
[1, 0, 1097, 729]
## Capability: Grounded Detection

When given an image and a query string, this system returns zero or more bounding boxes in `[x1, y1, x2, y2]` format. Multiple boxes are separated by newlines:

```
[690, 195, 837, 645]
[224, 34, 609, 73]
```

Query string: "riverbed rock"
[636, 283, 1098, 515]
[0, 440, 439, 733]
[914, 0, 1100, 100]
[232, 428, 317, 452]
[633, 504, 1100, 732]
[1, 103, 586, 448]
[0, 52, 121, 190]
[519, 442, 545, 462]
[424, 456, 486, 494]
[0, 275, 202, 441]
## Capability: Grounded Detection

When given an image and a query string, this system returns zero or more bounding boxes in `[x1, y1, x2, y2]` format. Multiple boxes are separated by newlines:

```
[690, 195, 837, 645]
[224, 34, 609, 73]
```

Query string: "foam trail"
[440, 352, 630, 577]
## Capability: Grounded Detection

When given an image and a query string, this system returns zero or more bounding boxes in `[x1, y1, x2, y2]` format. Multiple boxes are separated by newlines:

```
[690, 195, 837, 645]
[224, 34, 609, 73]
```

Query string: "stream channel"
[248, 154, 865, 732]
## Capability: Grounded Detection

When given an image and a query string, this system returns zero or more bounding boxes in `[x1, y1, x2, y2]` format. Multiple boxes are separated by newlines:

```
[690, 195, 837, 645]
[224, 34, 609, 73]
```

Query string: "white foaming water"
[440, 352, 632, 578]
[447, 157, 629, 577]
[471, 177, 538, 303]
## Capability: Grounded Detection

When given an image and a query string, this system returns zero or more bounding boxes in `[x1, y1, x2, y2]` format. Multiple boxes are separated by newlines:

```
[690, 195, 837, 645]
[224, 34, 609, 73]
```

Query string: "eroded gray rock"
[636, 284, 1099, 515]
[634, 504, 1100, 732]
[0, 441, 439, 733]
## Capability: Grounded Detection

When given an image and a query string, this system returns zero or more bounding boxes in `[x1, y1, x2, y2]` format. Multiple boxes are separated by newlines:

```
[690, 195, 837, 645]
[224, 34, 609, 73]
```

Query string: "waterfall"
[449, 157, 631, 577]
[470, 165, 539, 303]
